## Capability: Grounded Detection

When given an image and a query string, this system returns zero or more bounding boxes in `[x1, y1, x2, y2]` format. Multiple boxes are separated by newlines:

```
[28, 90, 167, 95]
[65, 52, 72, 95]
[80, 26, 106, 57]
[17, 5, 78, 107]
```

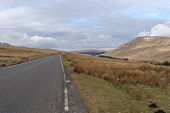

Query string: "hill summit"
[106, 36, 170, 62]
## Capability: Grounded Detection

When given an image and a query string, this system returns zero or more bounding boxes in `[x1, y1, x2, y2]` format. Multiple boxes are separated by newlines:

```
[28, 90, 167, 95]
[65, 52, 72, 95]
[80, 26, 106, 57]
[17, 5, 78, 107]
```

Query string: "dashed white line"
[60, 56, 69, 112]
[66, 80, 71, 83]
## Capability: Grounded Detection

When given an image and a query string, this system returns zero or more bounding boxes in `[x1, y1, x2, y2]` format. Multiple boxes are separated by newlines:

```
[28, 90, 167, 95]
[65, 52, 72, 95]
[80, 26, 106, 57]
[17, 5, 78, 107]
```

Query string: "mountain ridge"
[105, 36, 170, 62]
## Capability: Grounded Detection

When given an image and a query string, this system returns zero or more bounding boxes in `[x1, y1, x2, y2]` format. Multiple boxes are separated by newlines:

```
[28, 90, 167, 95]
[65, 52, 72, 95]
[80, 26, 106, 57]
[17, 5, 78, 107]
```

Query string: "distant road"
[0, 54, 87, 113]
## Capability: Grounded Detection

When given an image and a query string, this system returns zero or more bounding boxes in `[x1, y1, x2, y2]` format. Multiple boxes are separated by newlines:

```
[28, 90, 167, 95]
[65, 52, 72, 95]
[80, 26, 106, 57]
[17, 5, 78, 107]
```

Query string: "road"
[0, 54, 87, 113]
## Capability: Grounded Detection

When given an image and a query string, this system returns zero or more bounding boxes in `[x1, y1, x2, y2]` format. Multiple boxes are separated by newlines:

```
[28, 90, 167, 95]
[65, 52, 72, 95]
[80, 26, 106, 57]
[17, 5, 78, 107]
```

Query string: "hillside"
[106, 36, 170, 62]
[0, 45, 60, 67]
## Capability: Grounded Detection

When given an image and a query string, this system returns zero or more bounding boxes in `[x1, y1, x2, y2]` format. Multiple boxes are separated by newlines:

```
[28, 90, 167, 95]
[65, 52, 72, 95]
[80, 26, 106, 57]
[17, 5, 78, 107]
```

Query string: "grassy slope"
[0, 45, 60, 67]
[63, 53, 170, 113]
[106, 36, 170, 62]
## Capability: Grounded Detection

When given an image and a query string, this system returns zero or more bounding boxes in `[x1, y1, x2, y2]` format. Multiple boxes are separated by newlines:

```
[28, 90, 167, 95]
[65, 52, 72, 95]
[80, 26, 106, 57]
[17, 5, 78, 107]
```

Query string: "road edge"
[60, 56, 69, 112]
[60, 55, 88, 113]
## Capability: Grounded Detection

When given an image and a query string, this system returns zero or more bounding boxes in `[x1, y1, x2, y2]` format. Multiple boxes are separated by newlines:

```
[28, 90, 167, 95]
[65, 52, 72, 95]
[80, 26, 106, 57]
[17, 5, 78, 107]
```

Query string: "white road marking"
[66, 80, 71, 83]
[60, 56, 69, 112]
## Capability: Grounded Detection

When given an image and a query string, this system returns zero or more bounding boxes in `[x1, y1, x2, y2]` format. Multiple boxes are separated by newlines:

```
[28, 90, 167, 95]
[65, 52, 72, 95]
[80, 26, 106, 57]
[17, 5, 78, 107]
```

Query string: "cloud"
[0, 30, 119, 50]
[0, 0, 169, 50]
[137, 31, 150, 37]
[137, 23, 170, 37]
[150, 24, 170, 36]
[30, 36, 57, 47]
[0, 30, 57, 48]
[147, 13, 160, 17]
[0, 0, 57, 9]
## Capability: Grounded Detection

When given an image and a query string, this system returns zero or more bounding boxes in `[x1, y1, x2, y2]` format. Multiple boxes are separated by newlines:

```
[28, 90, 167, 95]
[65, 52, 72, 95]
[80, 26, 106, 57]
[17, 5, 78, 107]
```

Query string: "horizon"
[1, 0, 170, 50]
[1, 35, 169, 51]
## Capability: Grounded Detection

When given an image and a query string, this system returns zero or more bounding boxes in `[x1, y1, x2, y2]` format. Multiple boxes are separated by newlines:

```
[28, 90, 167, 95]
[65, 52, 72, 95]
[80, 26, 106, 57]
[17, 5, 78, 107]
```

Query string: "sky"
[0, 0, 170, 50]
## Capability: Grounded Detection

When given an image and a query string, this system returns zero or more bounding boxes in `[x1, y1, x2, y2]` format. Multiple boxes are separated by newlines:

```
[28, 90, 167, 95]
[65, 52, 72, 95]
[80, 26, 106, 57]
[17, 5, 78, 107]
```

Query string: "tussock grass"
[64, 53, 170, 89]
[63, 53, 170, 113]
[71, 73, 170, 113]
[0, 45, 60, 67]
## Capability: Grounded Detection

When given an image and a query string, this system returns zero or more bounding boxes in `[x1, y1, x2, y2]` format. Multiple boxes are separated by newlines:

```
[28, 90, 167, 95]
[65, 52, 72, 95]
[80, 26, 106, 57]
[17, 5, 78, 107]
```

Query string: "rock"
[149, 103, 158, 108]
[154, 109, 166, 113]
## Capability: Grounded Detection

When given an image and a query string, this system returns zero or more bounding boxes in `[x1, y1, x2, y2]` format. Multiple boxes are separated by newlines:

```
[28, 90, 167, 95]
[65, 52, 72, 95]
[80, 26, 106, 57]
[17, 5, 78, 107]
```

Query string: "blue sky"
[0, 0, 170, 50]
[128, 8, 170, 19]
[70, 18, 92, 24]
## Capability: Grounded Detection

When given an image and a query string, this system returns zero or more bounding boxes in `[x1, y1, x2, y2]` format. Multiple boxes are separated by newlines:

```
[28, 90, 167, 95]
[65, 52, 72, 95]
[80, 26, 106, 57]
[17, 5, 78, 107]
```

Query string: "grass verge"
[63, 53, 170, 113]
[72, 73, 170, 113]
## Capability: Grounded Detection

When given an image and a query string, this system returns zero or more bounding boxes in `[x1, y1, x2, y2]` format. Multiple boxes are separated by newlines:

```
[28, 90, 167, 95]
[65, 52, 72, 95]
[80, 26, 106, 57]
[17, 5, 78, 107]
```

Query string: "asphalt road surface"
[0, 54, 87, 113]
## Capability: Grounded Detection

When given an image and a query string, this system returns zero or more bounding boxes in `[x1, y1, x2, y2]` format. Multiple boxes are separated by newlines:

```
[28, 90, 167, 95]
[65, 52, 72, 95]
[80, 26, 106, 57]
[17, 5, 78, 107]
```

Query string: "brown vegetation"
[64, 53, 170, 113]
[64, 53, 170, 89]
[0, 45, 60, 67]
[106, 36, 170, 62]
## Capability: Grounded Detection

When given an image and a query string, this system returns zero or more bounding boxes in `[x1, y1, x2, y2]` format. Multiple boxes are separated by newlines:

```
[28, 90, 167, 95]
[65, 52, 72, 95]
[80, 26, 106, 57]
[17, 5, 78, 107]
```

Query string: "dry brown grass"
[64, 53, 170, 89]
[71, 73, 170, 113]
[64, 53, 170, 113]
[0, 45, 60, 67]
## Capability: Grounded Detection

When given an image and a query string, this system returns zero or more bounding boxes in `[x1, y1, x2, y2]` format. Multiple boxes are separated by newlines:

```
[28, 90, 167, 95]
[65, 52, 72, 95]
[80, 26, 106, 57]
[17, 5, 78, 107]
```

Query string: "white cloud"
[137, 23, 170, 37]
[30, 36, 55, 42]
[150, 24, 170, 36]
[0, 0, 169, 50]
[30, 36, 57, 47]
[137, 31, 150, 37]
[0, 30, 119, 50]
[147, 13, 160, 17]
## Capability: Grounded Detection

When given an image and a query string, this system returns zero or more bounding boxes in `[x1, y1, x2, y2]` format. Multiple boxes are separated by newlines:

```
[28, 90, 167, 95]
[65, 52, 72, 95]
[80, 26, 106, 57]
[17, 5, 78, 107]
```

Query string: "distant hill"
[105, 36, 170, 62]
[74, 49, 107, 56]
[0, 42, 11, 46]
